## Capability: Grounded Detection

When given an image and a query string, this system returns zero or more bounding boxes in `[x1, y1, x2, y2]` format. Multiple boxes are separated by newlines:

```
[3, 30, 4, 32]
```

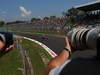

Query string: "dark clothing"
[60, 58, 100, 75]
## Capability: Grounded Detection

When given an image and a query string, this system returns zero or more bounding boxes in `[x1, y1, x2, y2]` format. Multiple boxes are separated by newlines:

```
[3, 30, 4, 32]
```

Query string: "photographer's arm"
[46, 37, 72, 75]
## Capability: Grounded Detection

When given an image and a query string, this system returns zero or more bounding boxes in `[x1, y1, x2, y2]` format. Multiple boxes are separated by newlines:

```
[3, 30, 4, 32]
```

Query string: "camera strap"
[0, 34, 6, 43]
[96, 36, 100, 59]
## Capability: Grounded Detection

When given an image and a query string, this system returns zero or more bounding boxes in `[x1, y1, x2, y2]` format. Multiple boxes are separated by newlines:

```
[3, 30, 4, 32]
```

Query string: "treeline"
[0, 20, 28, 27]
[6, 21, 27, 25]
[0, 21, 5, 27]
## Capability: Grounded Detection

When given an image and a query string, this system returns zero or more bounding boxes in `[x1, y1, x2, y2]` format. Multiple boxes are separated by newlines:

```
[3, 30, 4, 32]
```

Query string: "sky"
[0, 0, 97, 22]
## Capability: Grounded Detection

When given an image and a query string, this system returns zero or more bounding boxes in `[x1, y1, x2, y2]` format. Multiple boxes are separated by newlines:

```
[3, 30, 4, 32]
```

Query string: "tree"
[64, 8, 78, 24]
[31, 18, 41, 22]
[0, 21, 5, 27]
[63, 7, 86, 25]
[43, 17, 49, 20]
[50, 16, 56, 19]
[6, 20, 26, 25]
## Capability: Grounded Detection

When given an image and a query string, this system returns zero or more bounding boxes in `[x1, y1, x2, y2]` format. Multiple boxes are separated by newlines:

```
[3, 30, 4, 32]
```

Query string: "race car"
[41, 34, 49, 40]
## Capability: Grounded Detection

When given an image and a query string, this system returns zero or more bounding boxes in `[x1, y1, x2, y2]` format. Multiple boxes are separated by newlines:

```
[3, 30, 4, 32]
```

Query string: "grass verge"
[20, 39, 52, 75]
[0, 48, 22, 75]
[0, 37, 52, 75]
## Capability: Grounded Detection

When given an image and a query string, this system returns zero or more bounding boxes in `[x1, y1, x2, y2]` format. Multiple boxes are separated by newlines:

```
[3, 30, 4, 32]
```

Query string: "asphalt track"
[13, 32, 66, 54]
[13, 32, 96, 59]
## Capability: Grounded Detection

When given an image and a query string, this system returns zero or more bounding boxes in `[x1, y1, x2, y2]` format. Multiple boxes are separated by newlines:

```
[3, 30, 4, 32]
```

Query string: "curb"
[23, 37, 57, 58]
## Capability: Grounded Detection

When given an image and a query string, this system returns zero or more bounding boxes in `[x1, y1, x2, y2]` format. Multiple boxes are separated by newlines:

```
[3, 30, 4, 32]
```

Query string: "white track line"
[23, 37, 57, 58]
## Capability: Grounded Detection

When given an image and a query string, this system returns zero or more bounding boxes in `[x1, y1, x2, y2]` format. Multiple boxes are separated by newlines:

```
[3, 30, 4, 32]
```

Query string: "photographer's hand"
[5, 45, 14, 51]
[65, 37, 71, 52]
[46, 36, 72, 75]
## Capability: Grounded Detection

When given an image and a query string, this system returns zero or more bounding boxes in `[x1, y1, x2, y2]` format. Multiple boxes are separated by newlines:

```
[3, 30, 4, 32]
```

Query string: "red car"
[42, 35, 49, 40]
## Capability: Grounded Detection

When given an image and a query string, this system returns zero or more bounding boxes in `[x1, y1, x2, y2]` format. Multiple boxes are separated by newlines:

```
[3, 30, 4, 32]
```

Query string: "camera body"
[67, 28, 100, 50]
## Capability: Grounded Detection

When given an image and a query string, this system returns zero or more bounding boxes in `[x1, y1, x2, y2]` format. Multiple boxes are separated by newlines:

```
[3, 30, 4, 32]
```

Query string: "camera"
[0, 32, 13, 55]
[67, 28, 100, 50]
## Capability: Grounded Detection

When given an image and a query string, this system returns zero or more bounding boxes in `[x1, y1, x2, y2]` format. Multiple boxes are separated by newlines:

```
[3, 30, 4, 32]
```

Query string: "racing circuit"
[0, 1, 100, 75]
[14, 32, 96, 59]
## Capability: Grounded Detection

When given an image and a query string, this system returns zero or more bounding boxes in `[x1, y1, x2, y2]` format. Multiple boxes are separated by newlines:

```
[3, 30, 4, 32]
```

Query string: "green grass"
[21, 39, 52, 75]
[0, 37, 52, 75]
[0, 49, 22, 75]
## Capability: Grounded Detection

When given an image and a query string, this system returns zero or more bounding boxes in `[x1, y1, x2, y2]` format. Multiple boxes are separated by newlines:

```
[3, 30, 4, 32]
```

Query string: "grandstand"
[74, 0, 100, 26]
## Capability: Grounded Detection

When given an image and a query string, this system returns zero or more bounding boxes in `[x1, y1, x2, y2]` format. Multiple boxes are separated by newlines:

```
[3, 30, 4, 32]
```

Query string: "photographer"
[0, 32, 14, 56]
[46, 28, 100, 75]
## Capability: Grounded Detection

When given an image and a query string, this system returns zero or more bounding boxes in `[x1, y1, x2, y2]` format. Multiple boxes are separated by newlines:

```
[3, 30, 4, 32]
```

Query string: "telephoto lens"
[67, 28, 100, 50]
[86, 28, 100, 49]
